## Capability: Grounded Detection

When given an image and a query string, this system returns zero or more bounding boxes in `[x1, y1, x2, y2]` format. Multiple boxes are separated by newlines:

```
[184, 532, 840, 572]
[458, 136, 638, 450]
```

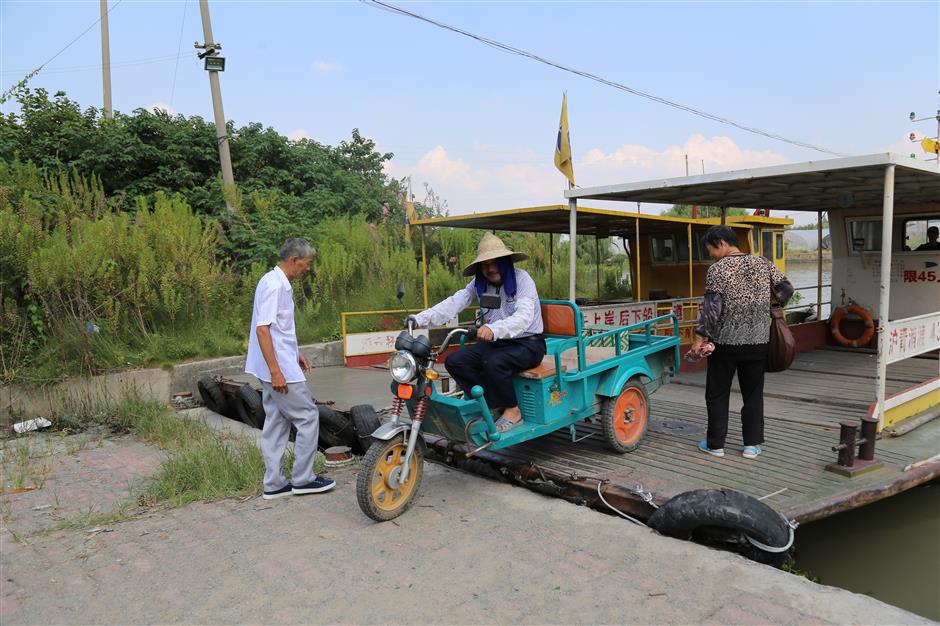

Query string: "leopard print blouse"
[695, 254, 794, 346]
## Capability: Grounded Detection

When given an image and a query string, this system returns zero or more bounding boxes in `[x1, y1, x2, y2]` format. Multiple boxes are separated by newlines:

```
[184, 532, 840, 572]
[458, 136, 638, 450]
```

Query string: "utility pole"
[196, 0, 235, 211]
[100, 0, 112, 118]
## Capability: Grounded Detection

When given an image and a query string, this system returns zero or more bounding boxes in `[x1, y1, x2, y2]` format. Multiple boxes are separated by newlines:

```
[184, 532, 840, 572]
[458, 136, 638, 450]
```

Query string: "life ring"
[830, 305, 875, 348]
[647, 488, 793, 567]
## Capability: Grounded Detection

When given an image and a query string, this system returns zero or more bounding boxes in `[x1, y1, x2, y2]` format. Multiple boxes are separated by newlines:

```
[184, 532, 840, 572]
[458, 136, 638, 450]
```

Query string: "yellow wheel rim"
[370, 442, 419, 512]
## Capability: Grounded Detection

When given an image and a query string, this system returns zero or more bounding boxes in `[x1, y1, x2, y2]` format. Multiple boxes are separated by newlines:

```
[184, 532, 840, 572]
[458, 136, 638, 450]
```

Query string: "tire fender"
[234, 385, 265, 429]
[647, 488, 792, 566]
[371, 421, 411, 441]
[197, 376, 228, 415]
[597, 364, 653, 399]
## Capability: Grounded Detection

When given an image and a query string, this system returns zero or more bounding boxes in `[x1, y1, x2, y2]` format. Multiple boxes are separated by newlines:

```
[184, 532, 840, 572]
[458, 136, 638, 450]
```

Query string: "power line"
[1, 0, 124, 95]
[0, 54, 184, 76]
[360, 0, 844, 157]
[169, 0, 189, 108]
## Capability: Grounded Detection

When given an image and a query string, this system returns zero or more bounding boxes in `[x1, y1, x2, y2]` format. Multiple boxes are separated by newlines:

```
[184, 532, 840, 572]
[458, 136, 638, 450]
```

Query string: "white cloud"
[414, 146, 479, 192]
[287, 129, 311, 141]
[148, 102, 175, 116]
[385, 135, 795, 217]
[311, 60, 339, 73]
[580, 134, 790, 185]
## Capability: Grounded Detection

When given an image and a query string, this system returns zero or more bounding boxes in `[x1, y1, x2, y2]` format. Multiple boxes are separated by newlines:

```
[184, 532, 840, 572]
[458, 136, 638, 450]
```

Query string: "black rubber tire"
[350, 404, 381, 455]
[197, 376, 228, 415]
[234, 385, 265, 429]
[356, 437, 424, 522]
[600, 377, 649, 453]
[647, 488, 791, 567]
[318, 406, 358, 450]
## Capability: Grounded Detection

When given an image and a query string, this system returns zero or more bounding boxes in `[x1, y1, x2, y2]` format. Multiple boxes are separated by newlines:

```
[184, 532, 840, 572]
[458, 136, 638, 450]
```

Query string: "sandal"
[495, 415, 523, 432]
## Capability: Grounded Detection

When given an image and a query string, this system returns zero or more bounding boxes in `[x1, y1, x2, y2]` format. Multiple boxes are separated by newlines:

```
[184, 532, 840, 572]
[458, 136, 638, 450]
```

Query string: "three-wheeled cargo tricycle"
[356, 299, 681, 521]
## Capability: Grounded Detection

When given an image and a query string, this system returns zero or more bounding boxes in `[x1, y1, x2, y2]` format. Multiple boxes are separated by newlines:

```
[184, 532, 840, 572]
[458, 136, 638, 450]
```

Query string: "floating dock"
[327, 348, 939, 523]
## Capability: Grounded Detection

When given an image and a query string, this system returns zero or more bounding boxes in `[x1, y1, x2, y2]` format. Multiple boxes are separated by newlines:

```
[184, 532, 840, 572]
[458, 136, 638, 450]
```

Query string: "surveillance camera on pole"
[195, 0, 235, 211]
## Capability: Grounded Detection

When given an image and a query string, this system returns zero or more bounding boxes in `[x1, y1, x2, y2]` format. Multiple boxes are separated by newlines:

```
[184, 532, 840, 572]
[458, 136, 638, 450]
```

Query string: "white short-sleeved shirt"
[245, 266, 304, 383]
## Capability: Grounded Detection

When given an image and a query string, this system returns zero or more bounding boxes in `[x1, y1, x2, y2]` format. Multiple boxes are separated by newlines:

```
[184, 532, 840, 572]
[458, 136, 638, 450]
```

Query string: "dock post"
[858, 416, 878, 461]
[826, 418, 885, 477]
[835, 421, 858, 468]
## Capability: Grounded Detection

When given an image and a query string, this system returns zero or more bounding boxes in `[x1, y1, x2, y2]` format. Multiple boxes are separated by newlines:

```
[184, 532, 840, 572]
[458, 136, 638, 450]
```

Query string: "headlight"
[389, 351, 417, 383]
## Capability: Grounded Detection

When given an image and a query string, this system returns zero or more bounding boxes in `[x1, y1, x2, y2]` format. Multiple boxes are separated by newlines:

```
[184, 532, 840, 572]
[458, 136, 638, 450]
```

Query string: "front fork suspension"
[399, 396, 426, 484]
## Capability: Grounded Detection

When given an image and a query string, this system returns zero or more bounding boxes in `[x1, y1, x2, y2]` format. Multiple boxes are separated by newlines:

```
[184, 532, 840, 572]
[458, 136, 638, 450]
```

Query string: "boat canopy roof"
[410, 205, 757, 238]
[565, 153, 940, 213]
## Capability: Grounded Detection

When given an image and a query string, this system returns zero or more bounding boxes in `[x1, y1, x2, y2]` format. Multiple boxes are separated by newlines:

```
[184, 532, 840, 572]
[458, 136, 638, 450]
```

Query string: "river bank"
[0, 420, 930, 625]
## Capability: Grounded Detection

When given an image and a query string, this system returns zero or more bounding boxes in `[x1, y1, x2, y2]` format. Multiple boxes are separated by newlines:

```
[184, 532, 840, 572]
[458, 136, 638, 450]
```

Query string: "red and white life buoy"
[830, 305, 875, 348]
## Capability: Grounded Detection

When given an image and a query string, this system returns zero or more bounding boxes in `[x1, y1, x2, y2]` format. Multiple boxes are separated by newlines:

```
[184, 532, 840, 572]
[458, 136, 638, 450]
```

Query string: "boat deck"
[325, 348, 939, 523]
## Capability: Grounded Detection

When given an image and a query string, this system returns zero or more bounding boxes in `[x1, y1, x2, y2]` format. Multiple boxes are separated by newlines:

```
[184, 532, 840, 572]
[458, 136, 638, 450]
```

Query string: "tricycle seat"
[519, 360, 565, 380]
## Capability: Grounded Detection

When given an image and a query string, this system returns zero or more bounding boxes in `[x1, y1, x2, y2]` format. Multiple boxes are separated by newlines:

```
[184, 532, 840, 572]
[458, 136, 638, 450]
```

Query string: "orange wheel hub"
[613, 387, 647, 446]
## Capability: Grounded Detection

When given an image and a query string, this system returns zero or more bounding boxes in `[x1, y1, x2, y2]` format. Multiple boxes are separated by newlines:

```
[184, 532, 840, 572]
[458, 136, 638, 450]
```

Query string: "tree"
[662, 203, 749, 218]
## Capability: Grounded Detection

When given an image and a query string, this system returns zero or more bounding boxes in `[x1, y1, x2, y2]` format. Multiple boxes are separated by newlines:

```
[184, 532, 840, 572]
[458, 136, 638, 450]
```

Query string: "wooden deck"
[434, 349, 939, 523]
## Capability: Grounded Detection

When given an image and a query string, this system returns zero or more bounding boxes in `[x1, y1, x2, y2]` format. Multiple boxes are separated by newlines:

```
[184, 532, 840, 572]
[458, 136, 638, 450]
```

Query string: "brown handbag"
[766, 274, 796, 373]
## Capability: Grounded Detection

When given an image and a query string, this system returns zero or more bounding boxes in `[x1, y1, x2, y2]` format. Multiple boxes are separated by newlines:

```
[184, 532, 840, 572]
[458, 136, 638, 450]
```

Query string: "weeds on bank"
[0, 436, 54, 492]
[783, 559, 820, 583]
[7, 392, 329, 533]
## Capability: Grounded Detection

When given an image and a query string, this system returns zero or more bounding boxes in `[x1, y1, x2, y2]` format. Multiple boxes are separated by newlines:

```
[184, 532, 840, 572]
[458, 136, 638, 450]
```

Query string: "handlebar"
[435, 326, 476, 356]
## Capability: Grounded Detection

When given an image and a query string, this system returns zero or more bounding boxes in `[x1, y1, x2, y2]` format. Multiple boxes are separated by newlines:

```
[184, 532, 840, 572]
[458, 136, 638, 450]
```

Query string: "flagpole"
[568, 185, 577, 301]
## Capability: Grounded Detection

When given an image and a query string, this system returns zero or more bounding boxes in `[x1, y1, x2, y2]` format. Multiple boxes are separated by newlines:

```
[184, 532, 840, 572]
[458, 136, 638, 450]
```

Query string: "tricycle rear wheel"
[356, 437, 424, 522]
[601, 378, 649, 453]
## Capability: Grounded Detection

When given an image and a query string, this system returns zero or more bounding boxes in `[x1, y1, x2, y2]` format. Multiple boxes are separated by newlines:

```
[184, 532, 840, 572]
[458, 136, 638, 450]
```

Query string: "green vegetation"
[661, 204, 749, 219]
[0, 89, 629, 382]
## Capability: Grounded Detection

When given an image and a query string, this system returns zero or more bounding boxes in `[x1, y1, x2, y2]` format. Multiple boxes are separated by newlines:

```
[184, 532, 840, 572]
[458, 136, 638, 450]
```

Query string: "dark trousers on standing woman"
[444, 335, 546, 409]
[705, 343, 768, 449]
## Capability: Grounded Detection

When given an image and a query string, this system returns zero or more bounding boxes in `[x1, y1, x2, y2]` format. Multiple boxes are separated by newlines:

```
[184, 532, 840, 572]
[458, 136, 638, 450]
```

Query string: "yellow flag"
[921, 137, 939, 155]
[554, 93, 575, 187]
[404, 199, 416, 243]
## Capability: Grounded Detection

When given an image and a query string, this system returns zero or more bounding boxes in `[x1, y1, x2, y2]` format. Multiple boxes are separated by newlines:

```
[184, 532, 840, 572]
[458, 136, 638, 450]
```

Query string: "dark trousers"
[705, 343, 768, 449]
[444, 336, 546, 409]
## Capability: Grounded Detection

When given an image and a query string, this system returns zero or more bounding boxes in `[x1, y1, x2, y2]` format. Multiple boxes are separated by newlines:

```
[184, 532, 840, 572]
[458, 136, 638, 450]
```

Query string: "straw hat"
[462, 233, 528, 276]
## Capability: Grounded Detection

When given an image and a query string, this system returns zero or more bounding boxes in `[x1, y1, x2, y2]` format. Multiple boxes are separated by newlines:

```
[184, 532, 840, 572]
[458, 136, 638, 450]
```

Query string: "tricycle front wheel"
[601, 378, 649, 453]
[356, 437, 424, 522]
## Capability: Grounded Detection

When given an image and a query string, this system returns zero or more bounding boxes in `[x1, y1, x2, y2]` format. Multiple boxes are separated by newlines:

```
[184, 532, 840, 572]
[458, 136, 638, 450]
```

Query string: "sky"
[2, 0, 938, 225]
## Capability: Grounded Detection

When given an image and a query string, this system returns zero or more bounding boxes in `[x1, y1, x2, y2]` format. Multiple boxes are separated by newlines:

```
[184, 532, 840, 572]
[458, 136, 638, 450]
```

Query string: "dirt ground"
[0, 431, 931, 625]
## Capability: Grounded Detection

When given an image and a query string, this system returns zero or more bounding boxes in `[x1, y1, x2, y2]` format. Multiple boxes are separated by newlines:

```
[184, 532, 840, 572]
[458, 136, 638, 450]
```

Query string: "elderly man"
[411, 233, 545, 432]
[246, 237, 335, 499]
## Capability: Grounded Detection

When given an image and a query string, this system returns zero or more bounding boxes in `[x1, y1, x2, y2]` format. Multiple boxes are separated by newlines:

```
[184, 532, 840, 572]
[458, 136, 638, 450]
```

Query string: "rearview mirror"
[479, 294, 501, 310]
[396, 281, 405, 304]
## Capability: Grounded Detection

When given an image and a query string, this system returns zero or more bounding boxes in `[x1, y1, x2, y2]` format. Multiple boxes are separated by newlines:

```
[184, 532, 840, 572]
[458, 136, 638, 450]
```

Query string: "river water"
[794, 482, 940, 620]
[781, 263, 939, 620]
[785, 261, 832, 319]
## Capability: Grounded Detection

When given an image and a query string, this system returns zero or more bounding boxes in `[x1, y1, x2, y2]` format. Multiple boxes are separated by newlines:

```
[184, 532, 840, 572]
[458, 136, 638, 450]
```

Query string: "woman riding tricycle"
[356, 234, 680, 521]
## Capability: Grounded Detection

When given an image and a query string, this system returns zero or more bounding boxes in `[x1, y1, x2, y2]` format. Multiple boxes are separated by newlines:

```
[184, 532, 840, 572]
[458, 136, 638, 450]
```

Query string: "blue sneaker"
[292, 476, 336, 495]
[742, 445, 763, 459]
[262, 484, 293, 500]
[698, 440, 725, 457]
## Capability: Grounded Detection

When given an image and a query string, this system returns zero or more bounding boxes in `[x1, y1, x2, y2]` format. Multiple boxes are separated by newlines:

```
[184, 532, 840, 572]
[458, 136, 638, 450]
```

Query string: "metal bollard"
[826, 417, 884, 477]
[858, 416, 878, 461]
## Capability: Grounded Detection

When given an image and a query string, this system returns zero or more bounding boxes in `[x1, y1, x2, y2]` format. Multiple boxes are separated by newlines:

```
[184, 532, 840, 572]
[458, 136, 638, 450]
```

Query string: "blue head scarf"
[474, 257, 517, 298]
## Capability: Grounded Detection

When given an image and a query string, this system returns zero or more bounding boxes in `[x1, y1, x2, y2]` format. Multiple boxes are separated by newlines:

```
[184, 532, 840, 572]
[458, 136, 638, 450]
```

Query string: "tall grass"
[1, 160, 630, 382]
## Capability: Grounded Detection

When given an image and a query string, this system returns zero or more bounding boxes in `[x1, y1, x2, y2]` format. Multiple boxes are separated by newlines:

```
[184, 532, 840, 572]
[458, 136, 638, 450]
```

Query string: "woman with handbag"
[688, 225, 794, 459]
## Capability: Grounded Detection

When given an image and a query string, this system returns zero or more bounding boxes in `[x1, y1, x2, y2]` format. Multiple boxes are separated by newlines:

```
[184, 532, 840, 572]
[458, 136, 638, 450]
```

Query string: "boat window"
[902, 216, 940, 252]
[761, 231, 773, 261]
[775, 233, 784, 259]
[675, 232, 703, 262]
[650, 235, 676, 263]
[849, 220, 882, 252]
